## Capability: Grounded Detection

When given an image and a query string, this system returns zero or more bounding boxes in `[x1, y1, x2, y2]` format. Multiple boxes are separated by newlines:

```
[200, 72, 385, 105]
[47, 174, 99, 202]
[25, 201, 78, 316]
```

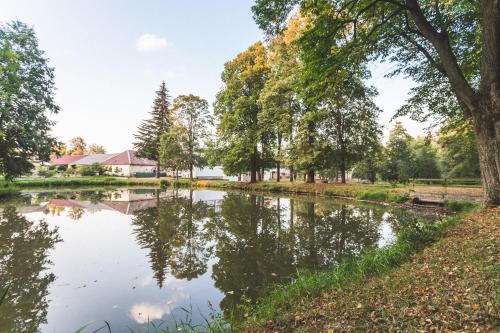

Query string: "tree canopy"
[252, 0, 499, 204]
[0, 21, 59, 179]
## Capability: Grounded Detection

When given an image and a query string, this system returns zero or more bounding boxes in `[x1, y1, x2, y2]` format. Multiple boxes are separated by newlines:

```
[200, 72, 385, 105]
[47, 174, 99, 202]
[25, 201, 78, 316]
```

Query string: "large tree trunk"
[406, 0, 500, 205]
[189, 164, 193, 181]
[474, 0, 500, 205]
[277, 134, 282, 182]
[250, 145, 258, 183]
[473, 101, 500, 205]
[289, 166, 294, 182]
[305, 120, 315, 183]
[306, 170, 315, 183]
[340, 160, 346, 184]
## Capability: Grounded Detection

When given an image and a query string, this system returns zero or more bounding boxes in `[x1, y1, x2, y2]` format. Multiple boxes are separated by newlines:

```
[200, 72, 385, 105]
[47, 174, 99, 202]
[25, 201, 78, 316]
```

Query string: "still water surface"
[0, 188, 434, 332]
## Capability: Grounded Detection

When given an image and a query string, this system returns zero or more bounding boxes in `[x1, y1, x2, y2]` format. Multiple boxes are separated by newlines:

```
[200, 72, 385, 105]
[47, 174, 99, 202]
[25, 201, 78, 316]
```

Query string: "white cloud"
[135, 34, 168, 52]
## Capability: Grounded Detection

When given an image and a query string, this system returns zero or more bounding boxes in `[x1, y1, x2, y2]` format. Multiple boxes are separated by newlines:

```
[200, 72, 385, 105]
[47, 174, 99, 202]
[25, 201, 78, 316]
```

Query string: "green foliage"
[77, 163, 108, 176]
[380, 122, 415, 184]
[412, 138, 442, 179]
[36, 167, 56, 178]
[159, 124, 189, 174]
[214, 42, 269, 181]
[0, 177, 160, 188]
[0, 21, 59, 179]
[171, 94, 212, 178]
[444, 200, 478, 212]
[438, 119, 480, 178]
[134, 82, 172, 170]
[356, 190, 409, 203]
[352, 141, 383, 184]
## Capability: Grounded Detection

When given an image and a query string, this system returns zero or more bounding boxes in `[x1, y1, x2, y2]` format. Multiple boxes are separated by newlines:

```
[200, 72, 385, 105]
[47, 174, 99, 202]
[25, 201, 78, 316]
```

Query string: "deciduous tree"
[0, 21, 59, 179]
[252, 0, 500, 204]
[67, 137, 87, 156]
[172, 94, 212, 180]
[214, 42, 269, 182]
[87, 144, 106, 155]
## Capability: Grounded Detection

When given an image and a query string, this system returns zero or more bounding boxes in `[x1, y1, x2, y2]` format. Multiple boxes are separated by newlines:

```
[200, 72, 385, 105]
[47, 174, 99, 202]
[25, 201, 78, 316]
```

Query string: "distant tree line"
[353, 121, 480, 184]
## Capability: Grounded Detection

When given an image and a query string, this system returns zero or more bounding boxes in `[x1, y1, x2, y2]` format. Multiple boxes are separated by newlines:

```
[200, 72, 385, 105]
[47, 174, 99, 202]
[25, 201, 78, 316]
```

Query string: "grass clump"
[444, 199, 478, 212]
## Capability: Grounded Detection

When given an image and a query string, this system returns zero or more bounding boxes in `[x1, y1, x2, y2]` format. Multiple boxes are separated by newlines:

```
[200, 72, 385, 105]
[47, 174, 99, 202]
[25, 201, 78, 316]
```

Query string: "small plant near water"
[444, 200, 478, 212]
[73, 303, 230, 333]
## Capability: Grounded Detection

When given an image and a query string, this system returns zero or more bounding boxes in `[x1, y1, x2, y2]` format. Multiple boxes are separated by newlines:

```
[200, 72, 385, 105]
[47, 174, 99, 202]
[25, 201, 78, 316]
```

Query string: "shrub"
[445, 200, 477, 212]
[37, 168, 55, 178]
[77, 163, 108, 176]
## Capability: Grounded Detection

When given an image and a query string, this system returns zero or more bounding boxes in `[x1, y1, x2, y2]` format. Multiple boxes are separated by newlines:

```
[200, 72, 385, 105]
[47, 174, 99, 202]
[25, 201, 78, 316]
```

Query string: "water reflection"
[0, 207, 61, 331]
[0, 189, 430, 330]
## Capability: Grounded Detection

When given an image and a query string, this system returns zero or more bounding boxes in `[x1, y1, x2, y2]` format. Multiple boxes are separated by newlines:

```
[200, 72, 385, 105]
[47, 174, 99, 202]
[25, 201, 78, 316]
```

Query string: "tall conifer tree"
[134, 82, 172, 178]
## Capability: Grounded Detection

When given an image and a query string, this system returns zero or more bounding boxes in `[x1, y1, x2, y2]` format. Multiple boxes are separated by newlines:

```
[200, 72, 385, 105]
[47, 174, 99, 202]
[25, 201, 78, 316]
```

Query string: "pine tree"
[134, 82, 172, 177]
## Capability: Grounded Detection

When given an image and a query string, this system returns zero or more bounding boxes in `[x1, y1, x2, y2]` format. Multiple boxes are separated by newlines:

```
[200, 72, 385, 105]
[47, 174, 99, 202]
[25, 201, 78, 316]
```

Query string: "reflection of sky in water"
[24, 208, 222, 332]
[0, 189, 432, 332]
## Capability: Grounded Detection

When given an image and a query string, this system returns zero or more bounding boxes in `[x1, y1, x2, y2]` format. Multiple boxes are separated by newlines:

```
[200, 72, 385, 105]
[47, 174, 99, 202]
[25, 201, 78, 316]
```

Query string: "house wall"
[108, 165, 156, 177]
[109, 165, 131, 177]
[130, 165, 156, 175]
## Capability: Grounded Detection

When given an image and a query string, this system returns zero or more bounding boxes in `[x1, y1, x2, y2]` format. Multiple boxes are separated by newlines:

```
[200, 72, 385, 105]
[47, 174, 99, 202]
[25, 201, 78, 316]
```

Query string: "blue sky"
[1, 0, 428, 152]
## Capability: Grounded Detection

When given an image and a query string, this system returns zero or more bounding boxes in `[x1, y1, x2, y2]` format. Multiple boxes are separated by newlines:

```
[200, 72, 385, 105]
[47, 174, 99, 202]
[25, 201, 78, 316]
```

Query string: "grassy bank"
[2, 177, 482, 206]
[0, 177, 161, 190]
[240, 206, 498, 332]
[190, 180, 412, 203]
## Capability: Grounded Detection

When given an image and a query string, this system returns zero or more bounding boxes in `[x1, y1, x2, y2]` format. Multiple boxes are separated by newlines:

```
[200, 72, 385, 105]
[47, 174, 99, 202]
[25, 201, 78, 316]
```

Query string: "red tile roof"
[102, 150, 156, 166]
[51, 155, 86, 165]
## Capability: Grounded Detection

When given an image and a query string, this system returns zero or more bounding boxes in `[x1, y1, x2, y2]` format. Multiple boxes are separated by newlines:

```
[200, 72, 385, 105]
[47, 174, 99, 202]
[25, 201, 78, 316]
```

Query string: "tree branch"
[405, 0, 477, 112]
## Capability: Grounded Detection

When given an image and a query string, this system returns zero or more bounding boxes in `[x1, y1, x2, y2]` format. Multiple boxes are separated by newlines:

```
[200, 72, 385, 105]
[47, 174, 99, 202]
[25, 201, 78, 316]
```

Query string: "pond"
[0, 188, 437, 332]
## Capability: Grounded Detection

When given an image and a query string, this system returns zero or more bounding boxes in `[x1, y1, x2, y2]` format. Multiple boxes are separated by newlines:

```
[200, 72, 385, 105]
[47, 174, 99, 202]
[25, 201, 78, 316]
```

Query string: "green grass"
[192, 180, 410, 204]
[355, 190, 409, 203]
[240, 204, 479, 329]
[0, 177, 160, 189]
[444, 199, 478, 212]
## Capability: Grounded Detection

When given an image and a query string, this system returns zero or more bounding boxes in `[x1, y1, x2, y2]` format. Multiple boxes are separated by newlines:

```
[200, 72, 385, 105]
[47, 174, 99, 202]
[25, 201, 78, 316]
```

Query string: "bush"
[444, 200, 477, 212]
[77, 165, 94, 176]
[77, 163, 108, 176]
[37, 168, 55, 178]
[160, 179, 170, 188]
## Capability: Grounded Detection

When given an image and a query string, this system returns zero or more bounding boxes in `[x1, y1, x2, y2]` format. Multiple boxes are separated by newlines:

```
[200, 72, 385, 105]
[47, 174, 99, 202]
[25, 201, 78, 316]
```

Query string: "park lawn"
[241, 207, 499, 332]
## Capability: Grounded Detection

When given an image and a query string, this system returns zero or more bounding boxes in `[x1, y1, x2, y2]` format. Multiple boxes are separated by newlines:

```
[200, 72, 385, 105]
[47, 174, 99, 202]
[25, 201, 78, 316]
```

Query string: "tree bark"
[289, 165, 294, 182]
[250, 144, 258, 183]
[156, 160, 160, 178]
[404, 0, 500, 205]
[306, 170, 315, 183]
[277, 133, 282, 182]
[306, 120, 315, 183]
[189, 164, 193, 181]
[473, 101, 500, 205]
[340, 159, 346, 183]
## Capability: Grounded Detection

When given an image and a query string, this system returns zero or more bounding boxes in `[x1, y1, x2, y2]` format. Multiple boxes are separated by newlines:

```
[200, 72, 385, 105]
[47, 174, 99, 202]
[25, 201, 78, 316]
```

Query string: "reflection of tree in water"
[206, 195, 385, 318]
[293, 201, 383, 269]
[67, 207, 85, 220]
[0, 207, 61, 332]
[131, 190, 211, 287]
[206, 194, 292, 317]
